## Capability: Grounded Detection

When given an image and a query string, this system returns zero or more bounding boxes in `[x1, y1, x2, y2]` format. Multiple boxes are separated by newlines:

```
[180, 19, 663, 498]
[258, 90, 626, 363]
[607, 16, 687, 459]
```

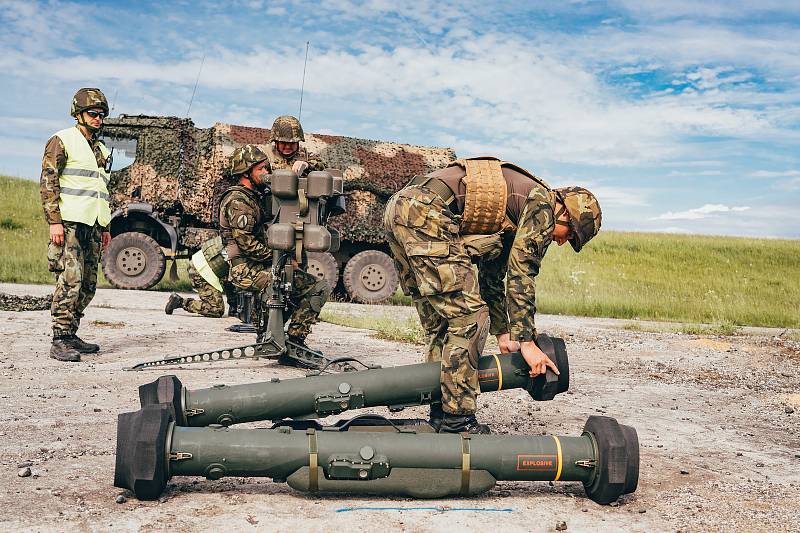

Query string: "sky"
[1, 0, 799, 238]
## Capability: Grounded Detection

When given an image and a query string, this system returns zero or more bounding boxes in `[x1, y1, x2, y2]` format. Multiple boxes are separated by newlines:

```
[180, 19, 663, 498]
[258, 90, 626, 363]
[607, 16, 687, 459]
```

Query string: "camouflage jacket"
[40, 126, 109, 225]
[266, 144, 325, 174]
[478, 181, 557, 342]
[219, 185, 272, 263]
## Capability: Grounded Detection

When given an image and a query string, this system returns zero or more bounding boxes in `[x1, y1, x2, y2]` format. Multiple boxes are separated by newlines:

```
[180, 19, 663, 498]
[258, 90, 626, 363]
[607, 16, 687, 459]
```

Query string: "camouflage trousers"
[228, 258, 330, 339]
[384, 186, 489, 416]
[183, 262, 224, 318]
[47, 221, 101, 338]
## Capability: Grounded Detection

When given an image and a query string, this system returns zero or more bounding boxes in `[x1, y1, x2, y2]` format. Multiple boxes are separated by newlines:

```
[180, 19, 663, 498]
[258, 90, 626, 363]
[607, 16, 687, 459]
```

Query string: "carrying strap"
[460, 434, 471, 496]
[307, 428, 319, 492]
[406, 175, 456, 205]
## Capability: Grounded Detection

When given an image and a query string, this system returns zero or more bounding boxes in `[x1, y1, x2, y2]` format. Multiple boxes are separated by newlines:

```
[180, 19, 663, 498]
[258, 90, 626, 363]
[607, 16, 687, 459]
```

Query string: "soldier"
[164, 263, 225, 319]
[219, 144, 330, 354]
[40, 88, 113, 362]
[267, 115, 325, 176]
[384, 157, 601, 434]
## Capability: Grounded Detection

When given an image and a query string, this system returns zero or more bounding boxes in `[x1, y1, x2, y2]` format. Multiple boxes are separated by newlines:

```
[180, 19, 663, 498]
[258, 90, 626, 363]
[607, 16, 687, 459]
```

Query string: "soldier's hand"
[520, 341, 560, 377]
[291, 161, 309, 175]
[496, 332, 520, 354]
[49, 223, 64, 246]
[101, 231, 112, 250]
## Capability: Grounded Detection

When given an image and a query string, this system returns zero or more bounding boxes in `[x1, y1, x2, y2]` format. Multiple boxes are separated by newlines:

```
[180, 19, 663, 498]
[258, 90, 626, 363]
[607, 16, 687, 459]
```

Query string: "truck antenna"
[110, 88, 119, 114]
[298, 41, 309, 120]
[186, 53, 206, 118]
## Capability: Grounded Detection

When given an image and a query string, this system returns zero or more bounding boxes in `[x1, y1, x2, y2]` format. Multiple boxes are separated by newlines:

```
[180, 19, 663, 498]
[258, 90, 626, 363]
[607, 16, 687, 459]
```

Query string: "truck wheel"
[343, 250, 399, 304]
[306, 252, 339, 286]
[102, 232, 166, 290]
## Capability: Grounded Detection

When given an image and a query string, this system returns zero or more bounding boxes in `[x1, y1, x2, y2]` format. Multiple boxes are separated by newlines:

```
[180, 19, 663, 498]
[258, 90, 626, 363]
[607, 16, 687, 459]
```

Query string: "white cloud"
[652, 204, 751, 220]
[750, 170, 800, 178]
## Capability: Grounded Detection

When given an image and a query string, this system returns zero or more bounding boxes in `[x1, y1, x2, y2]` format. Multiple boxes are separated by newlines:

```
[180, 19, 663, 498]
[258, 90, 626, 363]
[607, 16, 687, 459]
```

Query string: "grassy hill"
[2, 174, 798, 328]
[0, 174, 190, 291]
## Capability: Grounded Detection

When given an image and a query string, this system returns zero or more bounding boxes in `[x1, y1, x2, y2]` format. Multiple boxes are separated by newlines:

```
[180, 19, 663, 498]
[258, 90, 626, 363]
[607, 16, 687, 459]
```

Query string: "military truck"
[100, 115, 456, 303]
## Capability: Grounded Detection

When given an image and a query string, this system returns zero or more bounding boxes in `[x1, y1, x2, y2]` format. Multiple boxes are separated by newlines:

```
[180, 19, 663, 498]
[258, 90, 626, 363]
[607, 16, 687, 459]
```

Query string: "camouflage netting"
[105, 116, 455, 244]
[0, 293, 52, 312]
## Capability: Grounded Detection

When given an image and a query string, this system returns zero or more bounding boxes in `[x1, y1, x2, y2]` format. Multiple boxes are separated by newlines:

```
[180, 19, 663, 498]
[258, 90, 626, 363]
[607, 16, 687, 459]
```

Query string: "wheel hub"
[359, 264, 387, 291]
[117, 246, 147, 276]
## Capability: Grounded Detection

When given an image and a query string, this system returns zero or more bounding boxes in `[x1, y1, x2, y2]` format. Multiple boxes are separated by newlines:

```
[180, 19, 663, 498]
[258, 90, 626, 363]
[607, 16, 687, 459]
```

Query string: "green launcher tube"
[114, 406, 638, 505]
[139, 334, 569, 426]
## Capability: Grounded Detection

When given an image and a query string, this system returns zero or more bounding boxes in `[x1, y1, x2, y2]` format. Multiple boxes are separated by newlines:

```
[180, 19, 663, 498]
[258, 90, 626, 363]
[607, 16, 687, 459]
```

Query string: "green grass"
[0, 174, 190, 290]
[320, 310, 426, 344]
[2, 174, 799, 328]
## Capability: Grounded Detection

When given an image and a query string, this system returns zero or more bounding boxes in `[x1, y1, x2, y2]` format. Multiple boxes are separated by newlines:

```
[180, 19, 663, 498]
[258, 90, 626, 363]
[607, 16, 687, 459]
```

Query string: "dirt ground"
[1, 282, 798, 533]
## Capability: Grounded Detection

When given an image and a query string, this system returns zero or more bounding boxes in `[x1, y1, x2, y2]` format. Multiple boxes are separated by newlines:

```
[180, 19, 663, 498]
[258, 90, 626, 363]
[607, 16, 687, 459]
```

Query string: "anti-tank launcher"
[129, 169, 348, 371]
[139, 334, 569, 426]
[115, 405, 639, 505]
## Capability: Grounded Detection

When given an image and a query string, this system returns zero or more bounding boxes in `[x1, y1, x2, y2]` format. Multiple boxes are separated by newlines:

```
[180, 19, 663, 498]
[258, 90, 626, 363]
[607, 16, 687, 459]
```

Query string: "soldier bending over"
[384, 157, 602, 433]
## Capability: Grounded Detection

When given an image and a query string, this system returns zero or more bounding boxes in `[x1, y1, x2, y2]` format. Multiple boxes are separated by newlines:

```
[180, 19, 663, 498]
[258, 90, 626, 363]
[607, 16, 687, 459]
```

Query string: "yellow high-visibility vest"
[54, 126, 111, 227]
[191, 249, 223, 292]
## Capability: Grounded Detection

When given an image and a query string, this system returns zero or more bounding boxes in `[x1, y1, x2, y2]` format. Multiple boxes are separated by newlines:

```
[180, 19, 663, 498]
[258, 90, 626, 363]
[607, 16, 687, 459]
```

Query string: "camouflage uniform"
[41, 129, 108, 339]
[266, 144, 325, 174]
[182, 262, 225, 318]
[220, 185, 329, 340]
[384, 161, 601, 416]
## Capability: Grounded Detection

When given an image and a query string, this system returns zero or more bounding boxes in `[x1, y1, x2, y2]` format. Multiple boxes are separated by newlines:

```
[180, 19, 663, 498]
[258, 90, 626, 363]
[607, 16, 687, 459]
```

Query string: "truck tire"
[102, 232, 166, 290]
[306, 252, 339, 286]
[343, 250, 399, 304]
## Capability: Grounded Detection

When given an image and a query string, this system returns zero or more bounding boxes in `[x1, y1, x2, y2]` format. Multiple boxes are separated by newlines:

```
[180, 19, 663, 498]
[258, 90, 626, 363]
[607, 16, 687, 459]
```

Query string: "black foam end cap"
[528, 334, 570, 401]
[138, 375, 185, 425]
[114, 405, 172, 500]
[582, 415, 628, 505]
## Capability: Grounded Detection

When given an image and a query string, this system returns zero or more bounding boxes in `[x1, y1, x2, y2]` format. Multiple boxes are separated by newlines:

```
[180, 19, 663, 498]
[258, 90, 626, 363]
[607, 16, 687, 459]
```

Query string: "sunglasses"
[85, 110, 107, 119]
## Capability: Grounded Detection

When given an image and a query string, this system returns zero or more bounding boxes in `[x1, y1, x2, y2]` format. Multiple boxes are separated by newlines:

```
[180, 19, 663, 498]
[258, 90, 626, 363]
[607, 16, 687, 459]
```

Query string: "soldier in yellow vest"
[384, 157, 602, 433]
[40, 88, 113, 362]
[266, 115, 325, 176]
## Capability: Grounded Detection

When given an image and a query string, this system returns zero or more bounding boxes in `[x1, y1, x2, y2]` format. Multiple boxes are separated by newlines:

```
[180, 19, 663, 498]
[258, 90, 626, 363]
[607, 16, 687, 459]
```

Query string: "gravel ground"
[0, 282, 798, 532]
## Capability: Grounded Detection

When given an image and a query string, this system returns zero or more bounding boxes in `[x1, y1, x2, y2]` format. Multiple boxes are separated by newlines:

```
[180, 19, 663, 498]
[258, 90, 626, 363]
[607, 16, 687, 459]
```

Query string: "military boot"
[50, 339, 81, 362]
[428, 402, 444, 432]
[438, 413, 491, 435]
[64, 334, 100, 354]
[164, 293, 184, 315]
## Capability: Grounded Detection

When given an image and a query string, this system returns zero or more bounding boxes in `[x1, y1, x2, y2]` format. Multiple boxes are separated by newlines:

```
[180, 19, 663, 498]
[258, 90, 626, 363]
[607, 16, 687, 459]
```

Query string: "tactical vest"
[447, 157, 551, 235]
[218, 185, 267, 261]
[54, 126, 111, 227]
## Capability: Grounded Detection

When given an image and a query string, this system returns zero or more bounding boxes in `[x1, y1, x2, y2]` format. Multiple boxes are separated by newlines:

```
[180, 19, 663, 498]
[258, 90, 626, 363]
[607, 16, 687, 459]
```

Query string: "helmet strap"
[554, 202, 569, 226]
[76, 114, 101, 136]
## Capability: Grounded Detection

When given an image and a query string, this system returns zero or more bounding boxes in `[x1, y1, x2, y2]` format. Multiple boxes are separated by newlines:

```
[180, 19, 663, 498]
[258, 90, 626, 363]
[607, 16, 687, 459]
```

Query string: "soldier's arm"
[505, 189, 555, 342]
[40, 136, 67, 225]
[478, 242, 511, 336]
[225, 198, 272, 262]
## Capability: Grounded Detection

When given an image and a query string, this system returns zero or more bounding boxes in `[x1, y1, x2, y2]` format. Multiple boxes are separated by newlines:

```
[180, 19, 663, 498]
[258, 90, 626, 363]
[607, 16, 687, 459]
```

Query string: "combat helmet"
[71, 88, 109, 117]
[554, 187, 602, 252]
[230, 144, 270, 176]
[270, 115, 305, 143]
